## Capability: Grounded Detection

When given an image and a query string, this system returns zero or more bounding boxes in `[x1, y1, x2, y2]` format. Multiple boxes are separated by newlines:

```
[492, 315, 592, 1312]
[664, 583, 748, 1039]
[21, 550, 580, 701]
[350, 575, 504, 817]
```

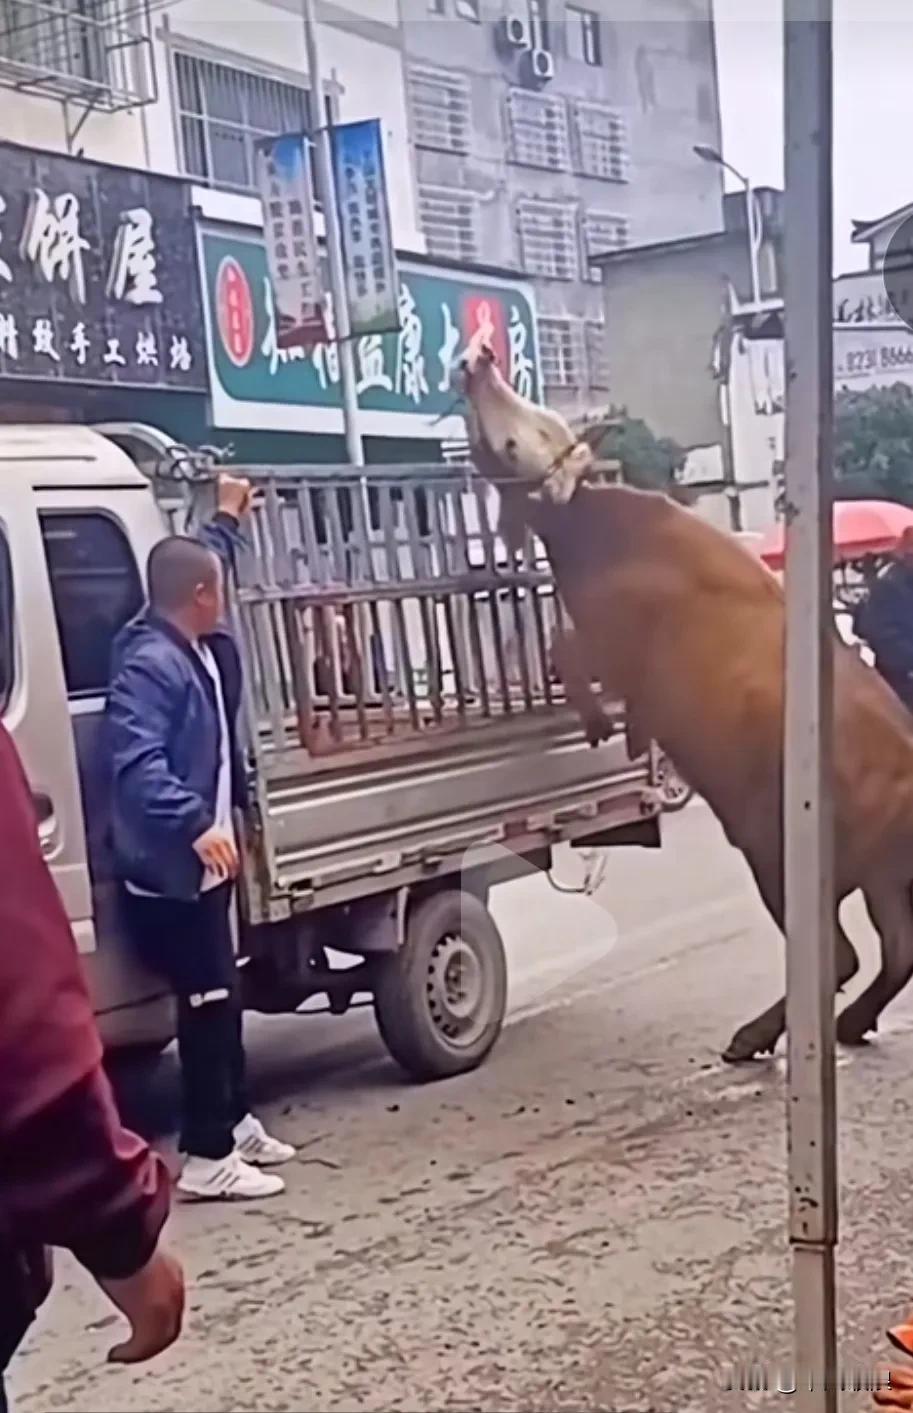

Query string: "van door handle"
[32, 792, 54, 825]
[32, 793, 58, 857]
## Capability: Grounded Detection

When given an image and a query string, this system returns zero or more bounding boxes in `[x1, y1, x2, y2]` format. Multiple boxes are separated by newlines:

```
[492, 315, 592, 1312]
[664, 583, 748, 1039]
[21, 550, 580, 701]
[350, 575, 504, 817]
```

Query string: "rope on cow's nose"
[546, 848, 607, 897]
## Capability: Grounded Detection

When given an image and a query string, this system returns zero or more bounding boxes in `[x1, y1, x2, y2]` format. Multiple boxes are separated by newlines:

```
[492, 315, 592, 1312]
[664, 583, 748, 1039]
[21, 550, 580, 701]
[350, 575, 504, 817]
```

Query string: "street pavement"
[9, 802, 913, 1413]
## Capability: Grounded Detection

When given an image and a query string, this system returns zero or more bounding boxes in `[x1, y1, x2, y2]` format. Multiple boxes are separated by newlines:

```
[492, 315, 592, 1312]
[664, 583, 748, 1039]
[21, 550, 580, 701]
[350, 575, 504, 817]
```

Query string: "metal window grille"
[173, 51, 310, 192]
[516, 199, 578, 281]
[409, 63, 471, 154]
[538, 317, 584, 389]
[584, 210, 629, 280]
[573, 100, 628, 182]
[507, 88, 569, 171]
[419, 186, 480, 264]
[585, 320, 610, 390]
[0, 0, 154, 109]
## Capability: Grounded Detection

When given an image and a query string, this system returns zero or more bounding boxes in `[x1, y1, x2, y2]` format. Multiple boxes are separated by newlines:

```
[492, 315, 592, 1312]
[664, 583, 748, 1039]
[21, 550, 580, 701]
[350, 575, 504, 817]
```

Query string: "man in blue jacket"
[854, 530, 913, 714]
[106, 475, 294, 1201]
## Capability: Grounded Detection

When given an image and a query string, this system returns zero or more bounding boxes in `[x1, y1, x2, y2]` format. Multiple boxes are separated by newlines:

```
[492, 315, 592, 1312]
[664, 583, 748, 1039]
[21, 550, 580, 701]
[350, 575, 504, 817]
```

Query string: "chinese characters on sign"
[203, 230, 541, 433]
[509, 305, 535, 400]
[331, 118, 400, 338]
[0, 142, 206, 389]
[255, 133, 326, 351]
[107, 207, 163, 306]
[437, 304, 461, 393]
[20, 188, 90, 305]
[833, 270, 913, 328]
[395, 282, 429, 404]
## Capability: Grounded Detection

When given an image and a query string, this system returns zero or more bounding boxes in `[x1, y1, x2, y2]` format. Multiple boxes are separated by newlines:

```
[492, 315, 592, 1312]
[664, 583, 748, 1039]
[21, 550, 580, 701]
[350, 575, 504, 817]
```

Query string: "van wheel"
[374, 890, 507, 1081]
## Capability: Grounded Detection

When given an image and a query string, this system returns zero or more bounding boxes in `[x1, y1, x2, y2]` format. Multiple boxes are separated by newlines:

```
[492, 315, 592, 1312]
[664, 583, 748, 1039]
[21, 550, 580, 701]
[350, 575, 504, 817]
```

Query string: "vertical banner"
[255, 132, 326, 350]
[331, 118, 400, 337]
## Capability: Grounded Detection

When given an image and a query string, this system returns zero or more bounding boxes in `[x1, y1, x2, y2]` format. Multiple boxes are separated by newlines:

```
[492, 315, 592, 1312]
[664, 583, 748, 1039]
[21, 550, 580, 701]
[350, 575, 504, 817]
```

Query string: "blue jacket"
[105, 517, 249, 901]
[854, 560, 913, 711]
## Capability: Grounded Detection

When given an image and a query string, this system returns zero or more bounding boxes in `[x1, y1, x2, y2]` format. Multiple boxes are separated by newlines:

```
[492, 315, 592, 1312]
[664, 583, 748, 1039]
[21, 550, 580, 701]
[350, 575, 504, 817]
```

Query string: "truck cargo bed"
[170, 461, 660, 921]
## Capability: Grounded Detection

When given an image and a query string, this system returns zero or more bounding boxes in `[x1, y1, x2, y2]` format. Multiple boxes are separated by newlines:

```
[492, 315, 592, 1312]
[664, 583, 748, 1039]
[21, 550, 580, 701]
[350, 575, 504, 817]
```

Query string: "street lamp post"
[301, 0, 364, 468]
[694, 143, 763, 309]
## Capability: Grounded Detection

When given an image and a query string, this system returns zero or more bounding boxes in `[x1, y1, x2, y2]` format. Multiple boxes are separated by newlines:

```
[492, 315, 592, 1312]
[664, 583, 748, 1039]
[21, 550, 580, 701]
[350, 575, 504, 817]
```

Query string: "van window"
[40, 514, 144, 699]
[0, 533, 12, 711]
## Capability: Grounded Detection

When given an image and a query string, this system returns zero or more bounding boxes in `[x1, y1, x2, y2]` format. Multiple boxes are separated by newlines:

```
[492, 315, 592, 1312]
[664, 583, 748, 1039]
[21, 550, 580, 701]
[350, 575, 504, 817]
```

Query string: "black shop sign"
[0, 141, 207, 391]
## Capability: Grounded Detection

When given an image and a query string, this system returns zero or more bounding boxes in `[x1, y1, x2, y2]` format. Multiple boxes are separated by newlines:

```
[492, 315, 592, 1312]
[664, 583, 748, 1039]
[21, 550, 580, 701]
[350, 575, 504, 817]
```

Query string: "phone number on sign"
[840, 344, 913, 375]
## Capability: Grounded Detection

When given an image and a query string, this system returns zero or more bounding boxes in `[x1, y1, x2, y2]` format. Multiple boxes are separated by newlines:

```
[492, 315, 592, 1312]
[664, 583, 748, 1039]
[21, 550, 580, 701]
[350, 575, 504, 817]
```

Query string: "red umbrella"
[758, 499, 913, 570]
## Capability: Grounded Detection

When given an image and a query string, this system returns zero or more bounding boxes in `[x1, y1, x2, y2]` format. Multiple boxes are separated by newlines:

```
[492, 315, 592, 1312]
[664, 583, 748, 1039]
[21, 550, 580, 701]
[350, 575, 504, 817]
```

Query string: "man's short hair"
[147, 536, 219, 613]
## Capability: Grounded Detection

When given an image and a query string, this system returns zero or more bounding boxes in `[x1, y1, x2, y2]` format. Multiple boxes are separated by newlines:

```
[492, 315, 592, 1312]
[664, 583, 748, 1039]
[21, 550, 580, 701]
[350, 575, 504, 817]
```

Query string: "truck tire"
[655, 752, 694, 812]
[374, 889, 507, 1082]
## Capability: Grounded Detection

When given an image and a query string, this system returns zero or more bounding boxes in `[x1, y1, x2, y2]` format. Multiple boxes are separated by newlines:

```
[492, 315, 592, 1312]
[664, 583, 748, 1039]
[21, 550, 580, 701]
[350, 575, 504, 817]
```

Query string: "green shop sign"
[199, 228, 541, 439]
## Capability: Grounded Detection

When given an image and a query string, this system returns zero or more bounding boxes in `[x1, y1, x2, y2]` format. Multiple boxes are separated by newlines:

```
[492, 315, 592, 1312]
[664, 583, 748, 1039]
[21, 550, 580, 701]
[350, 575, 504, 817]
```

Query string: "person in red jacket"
[0, 722, 184, 1410]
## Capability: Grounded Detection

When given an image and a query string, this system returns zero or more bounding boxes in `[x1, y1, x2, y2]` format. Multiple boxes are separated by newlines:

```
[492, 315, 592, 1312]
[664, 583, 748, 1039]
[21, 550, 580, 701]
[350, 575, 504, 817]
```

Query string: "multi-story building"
[0, 0, 725, 453]
[0, 0, 421, 245]
[401, 0, 725, 419]
[0, 0, 535, 461]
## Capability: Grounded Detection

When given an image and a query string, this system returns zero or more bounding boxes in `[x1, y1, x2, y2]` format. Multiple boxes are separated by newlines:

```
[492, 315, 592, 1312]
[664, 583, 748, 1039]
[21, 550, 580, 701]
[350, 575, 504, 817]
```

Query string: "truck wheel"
[374, 890, 507, 1081]
[656, 753, 694, 812]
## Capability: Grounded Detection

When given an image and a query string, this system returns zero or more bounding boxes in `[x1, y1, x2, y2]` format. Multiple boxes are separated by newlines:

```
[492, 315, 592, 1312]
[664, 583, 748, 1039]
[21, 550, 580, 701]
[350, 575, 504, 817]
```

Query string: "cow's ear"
[567, 441, 595, 476]
[542, 441, 594, 505]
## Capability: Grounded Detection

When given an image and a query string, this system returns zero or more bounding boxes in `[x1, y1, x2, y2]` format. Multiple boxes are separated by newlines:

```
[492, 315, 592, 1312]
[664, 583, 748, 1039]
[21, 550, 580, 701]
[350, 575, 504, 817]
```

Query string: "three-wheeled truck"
[0, 423, 661, 1079]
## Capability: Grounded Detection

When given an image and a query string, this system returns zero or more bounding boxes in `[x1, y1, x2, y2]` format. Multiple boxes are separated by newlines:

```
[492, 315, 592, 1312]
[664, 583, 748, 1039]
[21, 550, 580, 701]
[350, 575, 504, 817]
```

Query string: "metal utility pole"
[301, 0, 364, 467]
[782, 5, 838, 1411]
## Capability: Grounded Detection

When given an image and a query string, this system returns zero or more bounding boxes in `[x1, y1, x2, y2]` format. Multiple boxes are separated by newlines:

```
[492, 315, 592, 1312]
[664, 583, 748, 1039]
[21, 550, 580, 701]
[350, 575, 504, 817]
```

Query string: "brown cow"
[459, 344, 913, 1062]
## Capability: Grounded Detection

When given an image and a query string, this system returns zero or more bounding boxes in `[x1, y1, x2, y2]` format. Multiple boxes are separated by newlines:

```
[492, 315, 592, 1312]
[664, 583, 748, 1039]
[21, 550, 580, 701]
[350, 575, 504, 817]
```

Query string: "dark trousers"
[124, 885, 250, 1161]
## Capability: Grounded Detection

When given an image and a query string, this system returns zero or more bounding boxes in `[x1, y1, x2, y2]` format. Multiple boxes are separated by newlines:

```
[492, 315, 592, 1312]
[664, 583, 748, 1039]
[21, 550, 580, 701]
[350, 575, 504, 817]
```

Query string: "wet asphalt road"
[9, 802, 913, 1413]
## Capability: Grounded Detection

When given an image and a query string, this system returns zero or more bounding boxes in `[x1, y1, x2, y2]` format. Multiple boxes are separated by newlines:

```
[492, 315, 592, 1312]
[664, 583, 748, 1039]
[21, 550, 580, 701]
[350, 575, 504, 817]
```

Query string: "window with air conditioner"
[173, 51, 311, 192]
[573, 100, 629, 183]
[516, 200, 579, 281]
[585, 321, 610, 390]
[538, 318, 584, 389]
[567, 7, 602, 66]
[410, 64, 471, 154]
[584, 211, 629, 279]
[419, 187, 480, 264]
[507, 89, 569, 171]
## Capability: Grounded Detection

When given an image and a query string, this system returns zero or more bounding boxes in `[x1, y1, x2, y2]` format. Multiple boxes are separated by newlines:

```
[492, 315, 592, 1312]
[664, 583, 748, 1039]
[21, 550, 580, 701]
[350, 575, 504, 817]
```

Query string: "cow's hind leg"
[836, 879, 913, 1045]
[723, 852, 786, 1062]
[723, 835, 859, 1061]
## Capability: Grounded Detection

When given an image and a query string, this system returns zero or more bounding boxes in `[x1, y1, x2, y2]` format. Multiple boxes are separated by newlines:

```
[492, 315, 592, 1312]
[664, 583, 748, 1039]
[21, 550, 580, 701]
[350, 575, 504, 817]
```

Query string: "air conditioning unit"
[496, 14, 531, 51]
[520, 46, 555, 84]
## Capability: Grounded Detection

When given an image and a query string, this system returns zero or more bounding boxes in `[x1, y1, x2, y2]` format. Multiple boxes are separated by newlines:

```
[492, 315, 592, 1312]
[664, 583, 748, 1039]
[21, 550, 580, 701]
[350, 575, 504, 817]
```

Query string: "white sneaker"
[177, 1151, 285, 1201]
[233, 1113, 296, 1167]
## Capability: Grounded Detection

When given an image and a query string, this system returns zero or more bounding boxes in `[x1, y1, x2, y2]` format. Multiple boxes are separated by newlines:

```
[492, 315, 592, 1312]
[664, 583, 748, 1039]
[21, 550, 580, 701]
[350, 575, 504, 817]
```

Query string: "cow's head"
[458, 341, 594, 505]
